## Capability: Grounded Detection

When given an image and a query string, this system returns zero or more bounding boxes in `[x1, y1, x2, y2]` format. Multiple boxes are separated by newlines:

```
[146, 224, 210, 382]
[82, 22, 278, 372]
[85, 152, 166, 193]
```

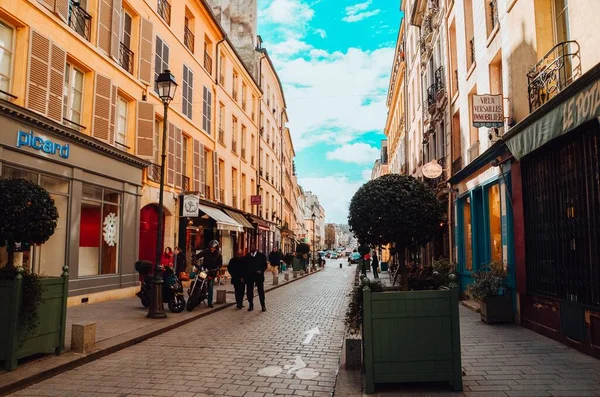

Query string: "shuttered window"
[202, 86, 212, 135]
[0, 21, 14, 100]
[63, 63, 84, 128]
[182, 65, 193, 119]
[167, 122, 175, 186]
[154, 36, 169, 94]
[136, 101, 154, 159]
[138, 18, 153, 84]
[116, 96, 127, 148]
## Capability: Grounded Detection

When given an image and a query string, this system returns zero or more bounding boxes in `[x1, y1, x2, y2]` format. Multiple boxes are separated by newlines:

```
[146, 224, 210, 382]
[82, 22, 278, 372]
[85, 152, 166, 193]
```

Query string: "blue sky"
[258, 0, 404, 223]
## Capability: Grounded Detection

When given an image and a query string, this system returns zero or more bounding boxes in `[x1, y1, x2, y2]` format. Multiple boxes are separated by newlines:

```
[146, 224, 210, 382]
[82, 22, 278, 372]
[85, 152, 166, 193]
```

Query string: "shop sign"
[472, 94, 504, 128]
[422, 160, 443, 179]
[182, 195, 200, 217]
[17, 130, 70, 159]
[251, 195, 262, 205]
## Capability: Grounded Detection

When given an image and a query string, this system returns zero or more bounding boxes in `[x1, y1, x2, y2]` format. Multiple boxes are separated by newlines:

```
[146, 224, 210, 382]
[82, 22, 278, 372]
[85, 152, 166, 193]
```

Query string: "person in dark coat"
[244, 245, 268, 312]
[268, 247, 283, 273]
[195, 240, 222, 308]
[284, 251, 294, 270]
[174, 247, 187, 276]
[371, 252, 379, 279]
[228, 249, 246, 309]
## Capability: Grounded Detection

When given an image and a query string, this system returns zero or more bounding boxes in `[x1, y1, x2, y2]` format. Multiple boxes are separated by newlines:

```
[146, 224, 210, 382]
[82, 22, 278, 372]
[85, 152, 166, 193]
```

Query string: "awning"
[224, 209, 254, 229]
[504, 63, 600, 160]
[198, 204, 243, 232]
[248, 215, 270, 231]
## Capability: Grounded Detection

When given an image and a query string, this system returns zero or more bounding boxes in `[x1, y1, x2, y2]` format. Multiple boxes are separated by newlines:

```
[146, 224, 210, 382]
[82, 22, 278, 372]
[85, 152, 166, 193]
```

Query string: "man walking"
[268, 247, 283, 274]
[244, 245, 267, 312]
[228, 249, 245, 309]
[196, 240, 222, 308]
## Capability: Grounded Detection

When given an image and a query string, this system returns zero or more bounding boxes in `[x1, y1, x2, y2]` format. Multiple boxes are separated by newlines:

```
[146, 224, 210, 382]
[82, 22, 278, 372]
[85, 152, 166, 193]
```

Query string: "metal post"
[148, 101, 169, 319]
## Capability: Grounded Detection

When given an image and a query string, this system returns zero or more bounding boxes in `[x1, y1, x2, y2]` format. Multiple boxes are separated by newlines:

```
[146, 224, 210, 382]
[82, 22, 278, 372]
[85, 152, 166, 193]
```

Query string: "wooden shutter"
[37, 0, 54, 11]
[139, 18, 153, 84]
[110, 0, 122, 61]
[54, 0, 69, 23]
[136, 101, 154, 158]
[109, 83, 117, 145]
[182, 65, 188, 117]
[27, 30, 50, 116]
[175, 127, 182, 188]
[213, 151, 220, 202]
[167, 122, 175, 186]
[98, 0, 112, 54]
[193, 139, 201, 192]
[92, 74, 112, 142]
[47, 43, 66, 123]
[200, 147, 206, 197]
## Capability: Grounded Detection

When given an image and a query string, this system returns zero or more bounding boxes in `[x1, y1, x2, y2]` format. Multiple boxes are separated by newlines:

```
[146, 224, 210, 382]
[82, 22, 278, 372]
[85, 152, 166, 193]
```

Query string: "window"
[202, 86, 212, 134]
[63, 63, 84, 128]
[119, 11, 133, 74]
[79, 185, 121, 276]
[182, 135, 189, 177]
[488, 184, 502, 262]
[0, 21, 14, 99]
[553, 0, 570, 44]
[231, 116, 238, 153]
[182, 65, 193, 119]
[0, 167, 69, 277]
[154, 37, 169, 94]
[116, 96, 127, 148]
[232, 73, 238, 100]
[241, 83, 247, 111]
[218, 53, 225, 85]
[184, 15, 194, 53]
[218, 102, 225, 142]
[154, 119, 160, 164]
[157, 0, 171, 25]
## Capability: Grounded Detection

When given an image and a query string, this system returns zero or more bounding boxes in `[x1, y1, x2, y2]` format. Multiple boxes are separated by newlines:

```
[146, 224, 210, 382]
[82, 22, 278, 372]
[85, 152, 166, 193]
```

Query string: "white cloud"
[342, 0, 381, 23]
[261, 0, 315, 39]
[299, 175, 368, 223]
[314, 28, 327, 38]
[326, 143, 380, 165]
[268, 39, 312, 56]
[361, 169, 373, 180]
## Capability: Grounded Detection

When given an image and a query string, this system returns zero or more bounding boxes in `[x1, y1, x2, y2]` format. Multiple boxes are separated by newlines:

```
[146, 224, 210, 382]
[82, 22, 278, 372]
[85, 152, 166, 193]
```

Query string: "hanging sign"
[422, 160, 443, 179]
[251, 195, 262, 205]
[183, 195, 200, 217]
[472, 94, 504, 128]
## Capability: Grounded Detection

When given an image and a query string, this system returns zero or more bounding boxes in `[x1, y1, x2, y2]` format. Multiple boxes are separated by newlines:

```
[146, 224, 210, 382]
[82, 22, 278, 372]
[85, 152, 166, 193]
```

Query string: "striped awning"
[224, 209, 254, 229]
[198, 204, 243, 232]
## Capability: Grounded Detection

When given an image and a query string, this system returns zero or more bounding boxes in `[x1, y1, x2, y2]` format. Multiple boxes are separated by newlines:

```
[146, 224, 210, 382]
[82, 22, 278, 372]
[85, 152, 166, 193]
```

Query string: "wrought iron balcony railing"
[205, 185, 211, 200]
[219, 73, 225, 86]
[182, 175, 190, 192]
[434, 66, 444, 94]
[119, 42, 134, 74]
[218, 128, 225, 144]
[68, 1, 92, 42]
[146, 163, 161, 183]
[204, 51, 212, 75]
[469, 37, 475, 66]
[231, 139, 237, 153]
[232, 89, 238, 101]
[241, 148, 246, 159]
[490, 0, 499, 31]
[527, 40, 581, 112]
[157, 0, 171, 25]
[184, 26, 194, 53]
[426, 85, 436, 109]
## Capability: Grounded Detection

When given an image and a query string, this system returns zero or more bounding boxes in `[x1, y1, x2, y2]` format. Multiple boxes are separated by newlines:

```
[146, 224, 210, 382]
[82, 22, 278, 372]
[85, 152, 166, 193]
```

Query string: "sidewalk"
[335, 305, 600, 396]
[0, 267, 318, 395]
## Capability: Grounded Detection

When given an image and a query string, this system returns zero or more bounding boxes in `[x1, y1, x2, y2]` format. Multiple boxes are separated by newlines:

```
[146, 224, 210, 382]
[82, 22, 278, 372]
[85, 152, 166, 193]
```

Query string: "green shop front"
[451, 141, 516, 303]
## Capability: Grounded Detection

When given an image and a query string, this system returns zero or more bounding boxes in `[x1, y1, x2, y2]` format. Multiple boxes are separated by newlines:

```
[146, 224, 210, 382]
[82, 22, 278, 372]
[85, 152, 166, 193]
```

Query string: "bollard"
[273, 275, 279, 285]
[284, 273, 290, 281]
[216, 289, 227, 304]
[71, 322, 96, 354]
[293, 271, 299, 279]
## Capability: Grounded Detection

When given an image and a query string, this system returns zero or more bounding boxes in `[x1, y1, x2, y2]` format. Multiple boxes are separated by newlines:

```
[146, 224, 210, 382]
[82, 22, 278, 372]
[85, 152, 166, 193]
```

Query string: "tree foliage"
[0, 178, 59, 267]
[348, 174, 443, 250]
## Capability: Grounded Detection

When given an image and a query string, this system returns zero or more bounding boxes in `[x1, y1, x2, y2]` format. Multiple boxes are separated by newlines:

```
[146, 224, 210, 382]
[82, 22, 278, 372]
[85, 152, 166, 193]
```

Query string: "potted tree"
[348, 174, 462, 393]
[0, 178, 68, 371]
[468, 260, 512, 324]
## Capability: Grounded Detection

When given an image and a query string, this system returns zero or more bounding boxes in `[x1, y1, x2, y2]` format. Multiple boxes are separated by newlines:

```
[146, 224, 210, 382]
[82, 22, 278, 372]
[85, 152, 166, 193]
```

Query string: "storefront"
[247, 215, 271, 253]
[503, 63, 600, 357]
[0, 101, 147, 299]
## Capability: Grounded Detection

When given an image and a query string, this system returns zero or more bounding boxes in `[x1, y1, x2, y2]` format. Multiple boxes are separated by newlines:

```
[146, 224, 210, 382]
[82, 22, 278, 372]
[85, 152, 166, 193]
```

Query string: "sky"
[258, 0, 404, 224]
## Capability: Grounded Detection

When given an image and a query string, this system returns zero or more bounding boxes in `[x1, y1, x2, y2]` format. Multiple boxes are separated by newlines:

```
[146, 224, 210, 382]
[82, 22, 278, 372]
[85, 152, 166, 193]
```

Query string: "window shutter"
[54, 0, 69, 23]
[188, 69, 193, 119]
[138, 18, 153, 84]
[182, 65, 188, 116]
[47, 42, 66, 123]
[37, 0, 54, 11]
[213, 151, 220, 202]
[167, 122, 175, 186]
[98, 0, 112, 54]
[175, 127, 182, 188]
[110, 0, 123, 61]
[200, 145, 206, 196]
[92, 73, 112, 142]
[109, 83, 117, 145]
[207, 90, 212, 135]
[27, 30, 50, 116]
[202, 87, 207, 131]
[193, 139, 201, 192]
[136, 101, 154, 159]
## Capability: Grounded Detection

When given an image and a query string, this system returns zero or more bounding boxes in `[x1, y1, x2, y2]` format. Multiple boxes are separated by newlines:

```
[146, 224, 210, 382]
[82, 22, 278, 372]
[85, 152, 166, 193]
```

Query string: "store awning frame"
[224, 209, 254, 229]
[198, 204, 243, 232]
[248, 215, 270, 231]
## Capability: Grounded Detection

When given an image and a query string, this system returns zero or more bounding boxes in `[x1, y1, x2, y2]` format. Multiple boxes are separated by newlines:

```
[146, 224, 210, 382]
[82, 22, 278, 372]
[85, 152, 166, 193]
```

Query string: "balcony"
[426, 85, 436, 111]
[527, 41, 581, 112]
[434, 66, 445, 98]
[68, 1, 92, 42]
[146, 163, 161, 183]
[218, 128, 225, 144]
[241, 148, 246, 159]
[119, 42, 134, 74]
[182, 175, 190, 192]
[422, 101, 430, 121]
[451, 156, 462, 175]
[184, 26, 194, 53]
[157, 0, 171, 25]
[204, 51, 212, 75]
[232, 89, 238, 101]
[231, 139, 237, 154]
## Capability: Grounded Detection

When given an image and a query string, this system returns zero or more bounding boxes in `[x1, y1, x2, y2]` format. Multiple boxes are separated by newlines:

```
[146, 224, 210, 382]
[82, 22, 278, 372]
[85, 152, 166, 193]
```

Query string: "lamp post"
[148, 70, 178, 319]
[311, 213, 316, 268]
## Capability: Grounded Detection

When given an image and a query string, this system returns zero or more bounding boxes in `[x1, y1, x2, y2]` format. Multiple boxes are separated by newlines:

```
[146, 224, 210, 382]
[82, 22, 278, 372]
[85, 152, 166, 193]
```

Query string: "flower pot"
[480, 294, 513, 324]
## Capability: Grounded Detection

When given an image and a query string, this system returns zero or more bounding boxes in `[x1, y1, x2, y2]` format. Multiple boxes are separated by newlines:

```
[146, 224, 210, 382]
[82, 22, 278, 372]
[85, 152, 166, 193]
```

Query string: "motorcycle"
[134, 260, 186, 313]
[186, 257, 219, 311]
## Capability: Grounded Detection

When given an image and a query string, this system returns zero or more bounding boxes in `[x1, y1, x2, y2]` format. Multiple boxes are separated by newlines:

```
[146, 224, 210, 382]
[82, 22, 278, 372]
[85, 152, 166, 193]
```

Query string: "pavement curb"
[0, 268, 323, 396]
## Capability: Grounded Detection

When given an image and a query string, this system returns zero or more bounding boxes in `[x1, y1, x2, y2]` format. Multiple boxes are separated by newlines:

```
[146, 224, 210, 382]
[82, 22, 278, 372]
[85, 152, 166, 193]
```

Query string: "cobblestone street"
[10, 262, 355, 397]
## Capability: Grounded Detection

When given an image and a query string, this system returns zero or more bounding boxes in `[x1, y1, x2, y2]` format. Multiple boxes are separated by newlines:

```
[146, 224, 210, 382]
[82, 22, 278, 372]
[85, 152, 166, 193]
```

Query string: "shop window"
[488, 184, 502, 262]
[463, 197, 473, 271]
[79, 184, 121, 276]
[0, 20, 15, 100]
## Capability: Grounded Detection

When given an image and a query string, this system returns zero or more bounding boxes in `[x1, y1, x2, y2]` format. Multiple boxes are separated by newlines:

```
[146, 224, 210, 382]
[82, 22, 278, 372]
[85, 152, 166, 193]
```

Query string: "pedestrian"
[269, 247, 282, 274]
[160, 247, 174, 269]
[284, 251, 294, 271]
[228, 249, 246, 309]
[174, 247, 188, 280]
[371, 251, 379, 279]
[244, 245, 267, 312]
[196, 240, 222, 308]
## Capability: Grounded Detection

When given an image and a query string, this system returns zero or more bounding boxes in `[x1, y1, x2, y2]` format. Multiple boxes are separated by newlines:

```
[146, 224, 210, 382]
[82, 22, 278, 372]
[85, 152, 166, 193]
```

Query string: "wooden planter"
[480, 294, 513, 324]
[0, 266, 69, 370]
[362, 285, 462, 394]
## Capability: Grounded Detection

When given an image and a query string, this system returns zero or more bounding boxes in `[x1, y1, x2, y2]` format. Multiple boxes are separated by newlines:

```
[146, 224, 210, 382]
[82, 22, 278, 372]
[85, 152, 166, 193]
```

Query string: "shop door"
[139, 205, 164, 263]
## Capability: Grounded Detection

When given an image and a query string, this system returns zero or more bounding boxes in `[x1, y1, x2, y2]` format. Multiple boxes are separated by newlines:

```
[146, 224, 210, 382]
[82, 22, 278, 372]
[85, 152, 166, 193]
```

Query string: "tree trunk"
[397, 244, 408, 291]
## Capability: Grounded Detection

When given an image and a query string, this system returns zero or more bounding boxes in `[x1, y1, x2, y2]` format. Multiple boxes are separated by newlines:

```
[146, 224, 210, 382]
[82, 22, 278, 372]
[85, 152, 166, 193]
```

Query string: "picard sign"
[472, 94, 504, 128]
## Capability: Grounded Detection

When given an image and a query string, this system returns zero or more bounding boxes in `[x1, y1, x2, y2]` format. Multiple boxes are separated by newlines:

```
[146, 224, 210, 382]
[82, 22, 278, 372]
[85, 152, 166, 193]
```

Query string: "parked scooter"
[134, 260, 186, 313]
[135, 260, 153, 308]
[186, 257, 219, 311]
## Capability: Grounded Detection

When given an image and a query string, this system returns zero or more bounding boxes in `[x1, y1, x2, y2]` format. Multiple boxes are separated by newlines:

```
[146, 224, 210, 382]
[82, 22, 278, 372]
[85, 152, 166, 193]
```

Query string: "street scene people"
[195, 240, 222, 308]
[244, 246, 268, 312]
[227, 249, 245, 309]
[371, 251, 379, 279]
[268, 247, 283, 274]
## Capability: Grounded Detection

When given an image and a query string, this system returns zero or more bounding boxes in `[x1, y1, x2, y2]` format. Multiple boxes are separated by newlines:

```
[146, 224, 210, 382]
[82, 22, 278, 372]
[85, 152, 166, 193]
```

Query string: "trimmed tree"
[348, 174, 443, 290]
[0, 178, 59, 268]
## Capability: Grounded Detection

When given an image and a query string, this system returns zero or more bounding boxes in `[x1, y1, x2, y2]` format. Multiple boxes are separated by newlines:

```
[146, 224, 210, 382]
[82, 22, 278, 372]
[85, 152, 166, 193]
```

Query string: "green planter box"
[362, 285, 462, 393]
[0, 267, 68, 371]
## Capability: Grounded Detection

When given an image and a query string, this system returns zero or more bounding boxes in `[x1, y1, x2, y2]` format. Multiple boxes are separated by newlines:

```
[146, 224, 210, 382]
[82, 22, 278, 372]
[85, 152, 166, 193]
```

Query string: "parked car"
[349, 252, 361, 264]
[331, 253, 338, 259]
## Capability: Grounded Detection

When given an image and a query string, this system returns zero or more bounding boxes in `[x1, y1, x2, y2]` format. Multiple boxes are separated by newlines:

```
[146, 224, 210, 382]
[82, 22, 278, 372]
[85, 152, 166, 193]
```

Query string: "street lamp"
[311, 213, 316, 267]
[148, 70, 177, 319]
